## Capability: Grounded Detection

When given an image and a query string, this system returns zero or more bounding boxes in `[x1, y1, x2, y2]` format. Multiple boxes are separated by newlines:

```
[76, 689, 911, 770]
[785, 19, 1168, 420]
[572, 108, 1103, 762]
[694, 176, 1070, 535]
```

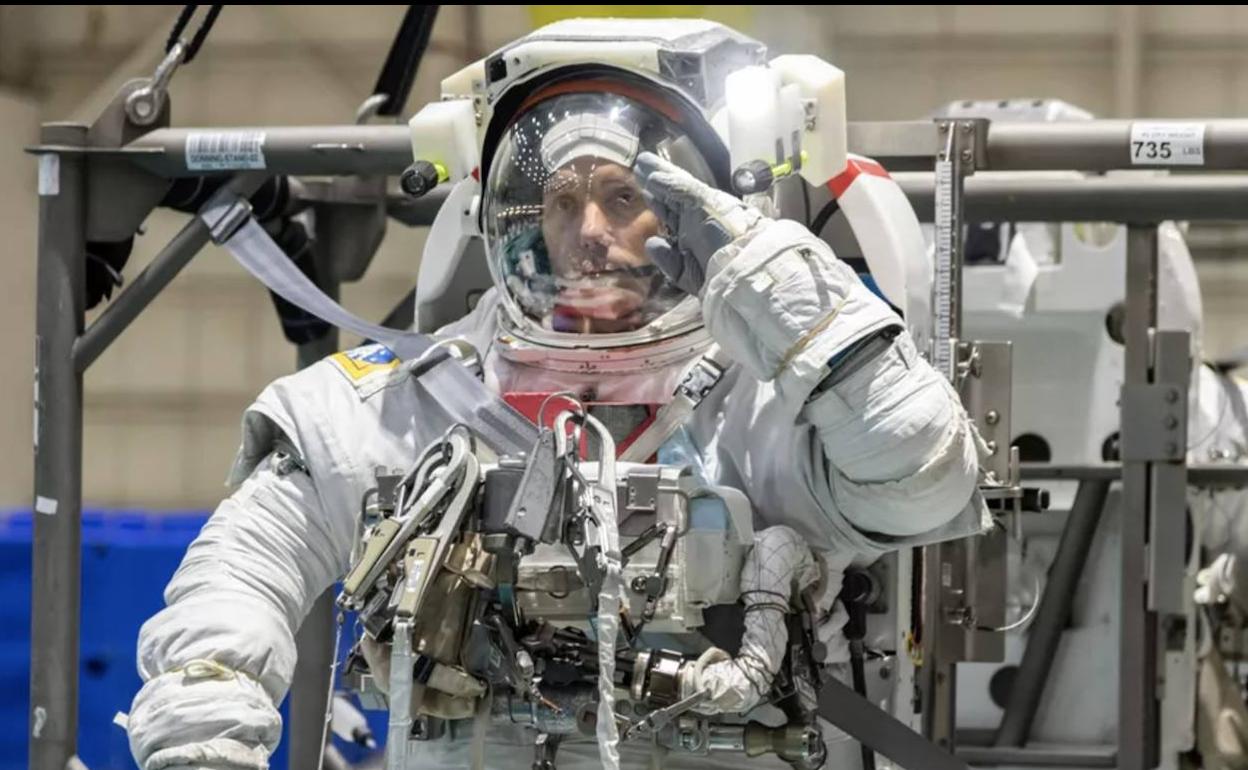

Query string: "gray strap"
[199, 190, 537, 454]
[201, 193, 431, 359]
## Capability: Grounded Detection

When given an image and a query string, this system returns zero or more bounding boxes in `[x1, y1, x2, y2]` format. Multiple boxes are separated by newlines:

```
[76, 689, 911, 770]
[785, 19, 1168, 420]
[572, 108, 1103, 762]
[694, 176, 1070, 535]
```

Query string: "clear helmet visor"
[483, 91, 716, 337]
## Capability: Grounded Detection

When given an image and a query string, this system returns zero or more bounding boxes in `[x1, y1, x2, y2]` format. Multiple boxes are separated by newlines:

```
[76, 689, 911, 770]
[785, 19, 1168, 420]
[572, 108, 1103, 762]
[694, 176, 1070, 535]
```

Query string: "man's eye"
[608, 190, 639, 210]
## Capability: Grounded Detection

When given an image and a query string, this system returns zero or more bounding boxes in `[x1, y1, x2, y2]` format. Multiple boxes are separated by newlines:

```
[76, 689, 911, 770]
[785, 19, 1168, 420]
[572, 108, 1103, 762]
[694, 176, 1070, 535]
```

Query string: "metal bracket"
[125, 43, 186, 127]
[199, 190, 254, 245]
[624, 466, 662, 513]
[1119, 383, 1188, 463]
[676, 357, 725, 403]
[956, 340, 1015, 485]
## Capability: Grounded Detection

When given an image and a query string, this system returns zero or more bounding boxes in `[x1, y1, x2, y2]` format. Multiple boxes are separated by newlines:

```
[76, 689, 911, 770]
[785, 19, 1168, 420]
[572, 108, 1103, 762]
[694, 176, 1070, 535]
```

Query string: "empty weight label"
[1129, 122, 1205, 166]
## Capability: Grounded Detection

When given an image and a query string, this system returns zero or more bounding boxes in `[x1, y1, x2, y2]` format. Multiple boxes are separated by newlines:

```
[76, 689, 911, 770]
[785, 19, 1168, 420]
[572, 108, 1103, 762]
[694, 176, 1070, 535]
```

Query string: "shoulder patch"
[328, 343, 400, 383]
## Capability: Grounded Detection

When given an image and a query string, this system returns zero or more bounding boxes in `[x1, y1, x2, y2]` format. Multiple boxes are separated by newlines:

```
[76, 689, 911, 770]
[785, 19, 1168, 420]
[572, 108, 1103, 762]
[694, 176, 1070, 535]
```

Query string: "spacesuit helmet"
[478, 19, 764, 353]
[484, 91, 717, 337]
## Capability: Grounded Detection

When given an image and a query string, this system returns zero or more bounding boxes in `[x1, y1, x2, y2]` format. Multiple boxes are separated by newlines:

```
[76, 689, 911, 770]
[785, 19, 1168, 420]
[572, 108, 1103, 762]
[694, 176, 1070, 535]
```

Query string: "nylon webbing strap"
[199, 191, 537, 454]
[618, 344, 729, 463]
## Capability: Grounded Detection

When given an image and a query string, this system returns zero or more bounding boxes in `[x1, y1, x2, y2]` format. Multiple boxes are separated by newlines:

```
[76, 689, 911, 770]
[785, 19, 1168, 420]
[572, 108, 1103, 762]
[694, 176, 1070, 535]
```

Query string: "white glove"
[1197, 553, 1239, 606]
[636, 152, 901, 397]
[809, 550, 854, 665]
[677, 526, 821, 714]
[633, 151, 762, 296]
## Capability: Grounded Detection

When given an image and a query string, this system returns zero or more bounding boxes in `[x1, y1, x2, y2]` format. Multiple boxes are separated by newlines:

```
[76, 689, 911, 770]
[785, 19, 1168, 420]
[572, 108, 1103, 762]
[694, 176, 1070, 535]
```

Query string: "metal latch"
[1119, 383, 1188, 462]
[199, 190, 254, 245]
[624, 466, 662, 513]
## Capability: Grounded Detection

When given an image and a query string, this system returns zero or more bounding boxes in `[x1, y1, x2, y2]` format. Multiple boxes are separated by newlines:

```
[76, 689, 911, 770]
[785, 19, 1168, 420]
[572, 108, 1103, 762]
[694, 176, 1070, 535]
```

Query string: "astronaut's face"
[539, 157, 663, 333]
[484, 91, 712, 339]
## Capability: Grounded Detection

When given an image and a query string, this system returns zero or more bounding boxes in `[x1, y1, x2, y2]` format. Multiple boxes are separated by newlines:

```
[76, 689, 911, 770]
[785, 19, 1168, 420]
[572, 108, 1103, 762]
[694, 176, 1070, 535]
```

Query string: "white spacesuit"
[127, 19, 986, 770]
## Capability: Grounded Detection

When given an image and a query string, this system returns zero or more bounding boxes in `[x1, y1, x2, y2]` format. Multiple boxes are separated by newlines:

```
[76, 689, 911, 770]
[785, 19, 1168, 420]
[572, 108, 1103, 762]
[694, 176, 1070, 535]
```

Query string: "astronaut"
[126, 19, 985, 770]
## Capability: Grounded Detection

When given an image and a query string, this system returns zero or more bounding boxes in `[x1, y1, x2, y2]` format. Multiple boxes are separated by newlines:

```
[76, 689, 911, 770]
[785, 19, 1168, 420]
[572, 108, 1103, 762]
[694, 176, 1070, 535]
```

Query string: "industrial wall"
[1, 5, 1247, 509]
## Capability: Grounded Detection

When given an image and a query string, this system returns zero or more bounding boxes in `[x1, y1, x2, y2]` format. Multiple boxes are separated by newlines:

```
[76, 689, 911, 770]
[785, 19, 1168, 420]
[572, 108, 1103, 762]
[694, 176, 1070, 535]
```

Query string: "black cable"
[166, 5, 224, 64]
[800, 177, 812, 229]
[184, 5, 223, 63]
[372, 6, 441, 117]
[166, 5, 197, 53]
[810, 197, 841, 238]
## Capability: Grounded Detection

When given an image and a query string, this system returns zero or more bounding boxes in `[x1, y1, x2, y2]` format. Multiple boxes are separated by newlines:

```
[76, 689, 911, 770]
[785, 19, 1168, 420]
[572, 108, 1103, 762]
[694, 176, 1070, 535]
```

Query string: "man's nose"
[579, 200, 609, 244]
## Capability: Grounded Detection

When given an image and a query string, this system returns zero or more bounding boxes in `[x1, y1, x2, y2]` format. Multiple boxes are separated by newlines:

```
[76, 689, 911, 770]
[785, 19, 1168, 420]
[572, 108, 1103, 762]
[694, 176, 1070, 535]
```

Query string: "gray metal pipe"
[847, 121, 942, 171]
[1119, 225, 1160, 770]
[897, 173, 1248, 223]
[958, 744, 1116, 767]
[30, 123, 88, 770]
[846, 118, 1248, 172]
[988, 120, 1248, 172]
[288, 589, 339, 770]
[117, 122, 948, 178]
[73, 218, 209, 372]
[122, 125, 414, 178]
[287, 236, 343, 770]
[73, 173, 267, 372]
[853, 119, 1248, 172]
[1019, 463, 1248, 489]
[993, 479, 1112, 747]
[28, 117, 1248, 180]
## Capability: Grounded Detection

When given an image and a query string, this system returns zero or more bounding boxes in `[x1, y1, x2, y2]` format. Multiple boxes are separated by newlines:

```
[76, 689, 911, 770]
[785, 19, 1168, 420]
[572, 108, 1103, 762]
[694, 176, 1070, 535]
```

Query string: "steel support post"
[289, 590, 338, 770]
[29, 123, 88, 770]
[1119, 225, 1160, 770]
[288, 240, 342, 770]
[920, 118, 985, 753]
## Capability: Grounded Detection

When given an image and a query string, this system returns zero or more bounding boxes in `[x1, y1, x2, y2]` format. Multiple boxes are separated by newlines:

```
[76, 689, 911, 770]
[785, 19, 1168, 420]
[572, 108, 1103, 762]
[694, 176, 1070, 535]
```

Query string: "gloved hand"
[635, 151, 901, 398]
[633, 151, 762, 296]
[809, 550, 853, 665]
[1197, 553, 1241, 607]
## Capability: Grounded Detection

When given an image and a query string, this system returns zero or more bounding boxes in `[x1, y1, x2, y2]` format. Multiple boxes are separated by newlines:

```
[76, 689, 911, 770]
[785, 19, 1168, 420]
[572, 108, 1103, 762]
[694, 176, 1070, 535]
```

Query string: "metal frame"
[28, 113, 1248, 770]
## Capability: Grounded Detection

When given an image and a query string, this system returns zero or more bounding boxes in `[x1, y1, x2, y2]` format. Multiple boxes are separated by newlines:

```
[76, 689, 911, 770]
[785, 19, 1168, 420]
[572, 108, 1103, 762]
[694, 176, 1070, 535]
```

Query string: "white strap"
[199, 191, 537, 455]
[200, 194, 432, 359]
[619, 344, 730, 462]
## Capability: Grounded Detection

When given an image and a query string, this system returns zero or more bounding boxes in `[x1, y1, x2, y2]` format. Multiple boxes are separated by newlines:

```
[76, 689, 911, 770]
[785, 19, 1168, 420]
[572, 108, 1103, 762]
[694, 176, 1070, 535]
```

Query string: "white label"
[186, 131, 267, 171]
[35, 496, 58, 516]
[1129, 122, 1205, 166]
[32, 706, 46, 738]
[33, 339, 40, 452]
[37, 155, 60, 196]
[113, 712, 130, 730]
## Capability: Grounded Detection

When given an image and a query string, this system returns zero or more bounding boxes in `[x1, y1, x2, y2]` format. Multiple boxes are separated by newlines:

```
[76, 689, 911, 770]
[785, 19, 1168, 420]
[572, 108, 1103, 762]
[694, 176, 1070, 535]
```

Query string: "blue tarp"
[0, 509, 385, 770]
